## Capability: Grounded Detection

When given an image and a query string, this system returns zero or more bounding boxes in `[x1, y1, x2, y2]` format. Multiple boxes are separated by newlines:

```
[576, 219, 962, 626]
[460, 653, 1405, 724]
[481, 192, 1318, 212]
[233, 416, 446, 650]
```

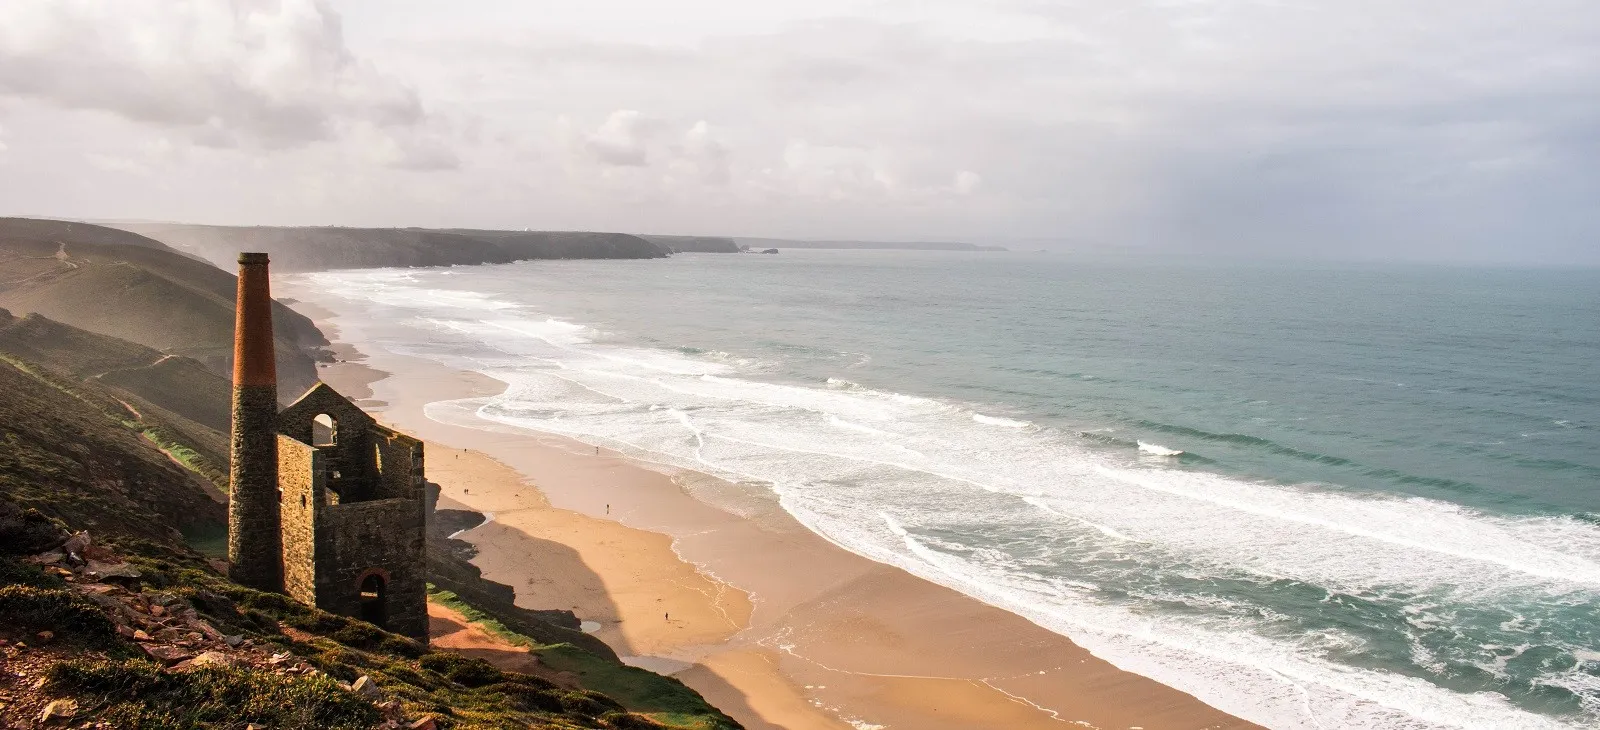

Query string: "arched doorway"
[358, 572, 387, 628]
[313, 413, 337, 446]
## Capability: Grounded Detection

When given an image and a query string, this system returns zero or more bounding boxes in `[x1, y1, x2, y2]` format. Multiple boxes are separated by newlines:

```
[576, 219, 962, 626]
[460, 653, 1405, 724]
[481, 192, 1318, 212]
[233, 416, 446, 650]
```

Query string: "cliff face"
[735, 236, 1007, 251]
[111, 223, 669, 273]
[638, 234, 741, 254]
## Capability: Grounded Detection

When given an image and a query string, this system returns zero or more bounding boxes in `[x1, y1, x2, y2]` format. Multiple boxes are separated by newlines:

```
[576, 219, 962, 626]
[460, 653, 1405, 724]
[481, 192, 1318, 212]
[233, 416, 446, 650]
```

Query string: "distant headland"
[98, 222, 1005, 272]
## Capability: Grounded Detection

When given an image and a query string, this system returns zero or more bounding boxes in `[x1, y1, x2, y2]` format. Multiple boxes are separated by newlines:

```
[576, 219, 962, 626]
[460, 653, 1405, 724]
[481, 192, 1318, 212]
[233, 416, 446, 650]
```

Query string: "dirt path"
[426, 600, 573, 686]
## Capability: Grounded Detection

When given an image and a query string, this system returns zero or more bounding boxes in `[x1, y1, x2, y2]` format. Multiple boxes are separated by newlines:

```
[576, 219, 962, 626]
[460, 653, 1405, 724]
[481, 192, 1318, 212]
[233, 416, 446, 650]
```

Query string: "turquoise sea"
[310, 251, 1600, 729]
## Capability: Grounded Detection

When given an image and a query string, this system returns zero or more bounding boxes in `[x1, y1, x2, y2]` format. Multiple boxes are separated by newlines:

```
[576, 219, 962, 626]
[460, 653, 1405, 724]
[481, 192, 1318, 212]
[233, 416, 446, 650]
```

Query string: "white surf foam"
[974, 413, 1031, 428]
[307, 267, 1600, 730]
[1137, 441, 1184, 456]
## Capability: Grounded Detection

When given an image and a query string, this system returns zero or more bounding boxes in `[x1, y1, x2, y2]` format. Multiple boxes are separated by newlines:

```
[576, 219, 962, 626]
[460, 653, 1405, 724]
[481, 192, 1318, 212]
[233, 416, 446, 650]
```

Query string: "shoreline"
[281, 284, 1257, 730]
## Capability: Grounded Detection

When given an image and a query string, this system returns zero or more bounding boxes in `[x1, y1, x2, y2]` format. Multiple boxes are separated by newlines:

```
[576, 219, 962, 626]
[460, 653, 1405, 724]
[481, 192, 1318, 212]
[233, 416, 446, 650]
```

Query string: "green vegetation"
[0, 218, 330, 393]
[45, 658, 380, 730]
[0, 528, 735, 729]
[429, 587, 536, 648]
[0, 356, 226, 545]
[0, 238, 744, 728]
[0, 584, 128, 652]
[134, 424, 227, 487]
[428, 587, 738, 730]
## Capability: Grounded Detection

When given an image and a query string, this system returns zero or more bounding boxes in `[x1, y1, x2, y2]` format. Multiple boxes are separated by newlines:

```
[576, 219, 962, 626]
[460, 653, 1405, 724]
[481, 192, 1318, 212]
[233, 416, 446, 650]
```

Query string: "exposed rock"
[82, 542, 116, 561]
[85, 560, 141, 580]
[39, 698, 77, 724]
[408, 717, 439, 730]
[62, 531, 91, 561]
[141, 644, 191, 664]
[35, 630, 54, 644]
[350, 674, 380, 699]
[185, 651, 238, 669]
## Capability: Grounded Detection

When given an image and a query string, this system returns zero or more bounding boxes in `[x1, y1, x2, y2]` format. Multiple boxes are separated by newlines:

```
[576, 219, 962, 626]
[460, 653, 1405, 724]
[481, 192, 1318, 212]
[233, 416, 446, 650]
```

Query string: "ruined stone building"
[227, 252, 428, 642]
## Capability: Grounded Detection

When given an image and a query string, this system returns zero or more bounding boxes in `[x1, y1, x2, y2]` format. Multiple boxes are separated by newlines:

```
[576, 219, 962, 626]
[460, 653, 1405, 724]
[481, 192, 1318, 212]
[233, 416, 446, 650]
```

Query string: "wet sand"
[283, 284, 1256, 730]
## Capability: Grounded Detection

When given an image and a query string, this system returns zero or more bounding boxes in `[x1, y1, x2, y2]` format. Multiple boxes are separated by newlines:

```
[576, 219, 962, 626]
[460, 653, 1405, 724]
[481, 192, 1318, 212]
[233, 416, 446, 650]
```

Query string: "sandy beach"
[282, 288, 1256, 730]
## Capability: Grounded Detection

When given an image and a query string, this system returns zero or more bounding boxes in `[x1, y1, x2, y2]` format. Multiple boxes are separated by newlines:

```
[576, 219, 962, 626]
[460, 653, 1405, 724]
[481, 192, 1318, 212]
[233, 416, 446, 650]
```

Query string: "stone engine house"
[227, 252, 428, 642]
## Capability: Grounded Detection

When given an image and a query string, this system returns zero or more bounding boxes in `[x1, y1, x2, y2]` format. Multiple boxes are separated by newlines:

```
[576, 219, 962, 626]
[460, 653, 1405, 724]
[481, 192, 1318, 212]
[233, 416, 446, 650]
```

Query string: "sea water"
[306, 251, 1600, 729]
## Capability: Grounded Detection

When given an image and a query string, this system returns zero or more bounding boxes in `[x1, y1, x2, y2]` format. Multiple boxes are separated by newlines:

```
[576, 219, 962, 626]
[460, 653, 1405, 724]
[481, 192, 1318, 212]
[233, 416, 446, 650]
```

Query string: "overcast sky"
[1, 1, 1596, 263]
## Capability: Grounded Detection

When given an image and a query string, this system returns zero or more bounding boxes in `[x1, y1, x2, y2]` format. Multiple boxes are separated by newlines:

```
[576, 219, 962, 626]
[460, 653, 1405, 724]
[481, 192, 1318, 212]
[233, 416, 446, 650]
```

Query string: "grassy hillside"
[0, 315, 741, 728]
[0, 218, 328, 394]
[112, 223, 668, 273]
[0, 309, 233, 481]
[0, 354, 225, 545]
[0, 217, 191, 254]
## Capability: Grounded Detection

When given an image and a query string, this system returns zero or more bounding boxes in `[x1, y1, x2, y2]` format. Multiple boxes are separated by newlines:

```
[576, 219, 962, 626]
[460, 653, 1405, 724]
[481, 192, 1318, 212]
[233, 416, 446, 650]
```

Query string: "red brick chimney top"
[232, 253, 277, 388]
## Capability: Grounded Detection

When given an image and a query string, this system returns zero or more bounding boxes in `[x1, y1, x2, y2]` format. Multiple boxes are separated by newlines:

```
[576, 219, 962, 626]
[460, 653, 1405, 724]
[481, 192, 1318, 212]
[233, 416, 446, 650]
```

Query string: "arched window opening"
[313, 414, 337, 447]
[358, 573, 387, 628]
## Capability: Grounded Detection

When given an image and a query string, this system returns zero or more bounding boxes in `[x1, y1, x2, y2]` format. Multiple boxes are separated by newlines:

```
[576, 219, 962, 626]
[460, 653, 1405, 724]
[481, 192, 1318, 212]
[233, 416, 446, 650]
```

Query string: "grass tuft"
[46, 658, 381, 730]
[0, 585, 127, 652]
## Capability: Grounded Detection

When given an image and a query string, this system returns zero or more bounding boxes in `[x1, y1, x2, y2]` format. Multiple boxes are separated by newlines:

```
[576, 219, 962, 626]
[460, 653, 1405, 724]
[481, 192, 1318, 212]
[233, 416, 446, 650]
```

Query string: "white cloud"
[0, 0, 438, 162]
[0, 0, 1596, 261]
[954, 170, 981, 195]
[674, 121, 730, 185]
[582, 110, 657, 166]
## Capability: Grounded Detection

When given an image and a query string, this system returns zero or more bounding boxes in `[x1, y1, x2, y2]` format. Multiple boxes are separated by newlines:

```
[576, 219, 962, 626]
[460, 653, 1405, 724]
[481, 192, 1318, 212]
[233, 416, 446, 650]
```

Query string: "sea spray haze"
[306, 250, 1600, 729]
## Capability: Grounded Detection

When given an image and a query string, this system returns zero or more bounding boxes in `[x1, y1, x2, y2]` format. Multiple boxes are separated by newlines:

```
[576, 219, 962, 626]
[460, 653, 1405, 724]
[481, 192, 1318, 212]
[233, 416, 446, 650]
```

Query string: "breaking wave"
[307, 267, 1600, 730]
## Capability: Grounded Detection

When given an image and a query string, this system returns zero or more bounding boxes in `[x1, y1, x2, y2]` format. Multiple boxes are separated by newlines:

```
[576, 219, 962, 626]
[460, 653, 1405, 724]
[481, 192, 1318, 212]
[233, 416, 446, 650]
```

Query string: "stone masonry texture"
[228, 250, 427, 640]
[228, 252, 283, 592]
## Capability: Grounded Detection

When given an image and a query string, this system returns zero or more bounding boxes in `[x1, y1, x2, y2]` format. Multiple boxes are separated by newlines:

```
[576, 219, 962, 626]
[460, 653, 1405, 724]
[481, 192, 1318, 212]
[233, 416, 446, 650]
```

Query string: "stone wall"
[278, 383, 378, 501]
[227, 384, 281, 592]
[266, 381, 429, 641]
[374, 427, 423, 501]
[313, 497, 428, 641]
[277, 435, 321, 607]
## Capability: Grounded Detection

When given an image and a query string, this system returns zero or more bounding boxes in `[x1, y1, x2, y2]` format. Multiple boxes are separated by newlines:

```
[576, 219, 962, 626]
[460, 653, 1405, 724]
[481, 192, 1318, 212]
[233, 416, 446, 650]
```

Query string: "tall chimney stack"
[227, 252, 283, 592]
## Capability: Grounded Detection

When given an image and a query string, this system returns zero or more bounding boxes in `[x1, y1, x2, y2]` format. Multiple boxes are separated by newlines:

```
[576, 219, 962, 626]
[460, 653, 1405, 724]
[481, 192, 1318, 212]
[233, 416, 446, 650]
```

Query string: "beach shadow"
[673, 664, 789, 730]
[425, 491, 626, 659]
[450, 515, 637, 650]
[426, 488, 780, 728]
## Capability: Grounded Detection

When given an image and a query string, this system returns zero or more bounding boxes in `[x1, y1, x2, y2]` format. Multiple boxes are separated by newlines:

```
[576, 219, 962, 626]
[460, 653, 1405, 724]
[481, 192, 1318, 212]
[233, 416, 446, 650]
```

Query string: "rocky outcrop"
[639, 234, 741, 254]
[737, 236, 1007, 251]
